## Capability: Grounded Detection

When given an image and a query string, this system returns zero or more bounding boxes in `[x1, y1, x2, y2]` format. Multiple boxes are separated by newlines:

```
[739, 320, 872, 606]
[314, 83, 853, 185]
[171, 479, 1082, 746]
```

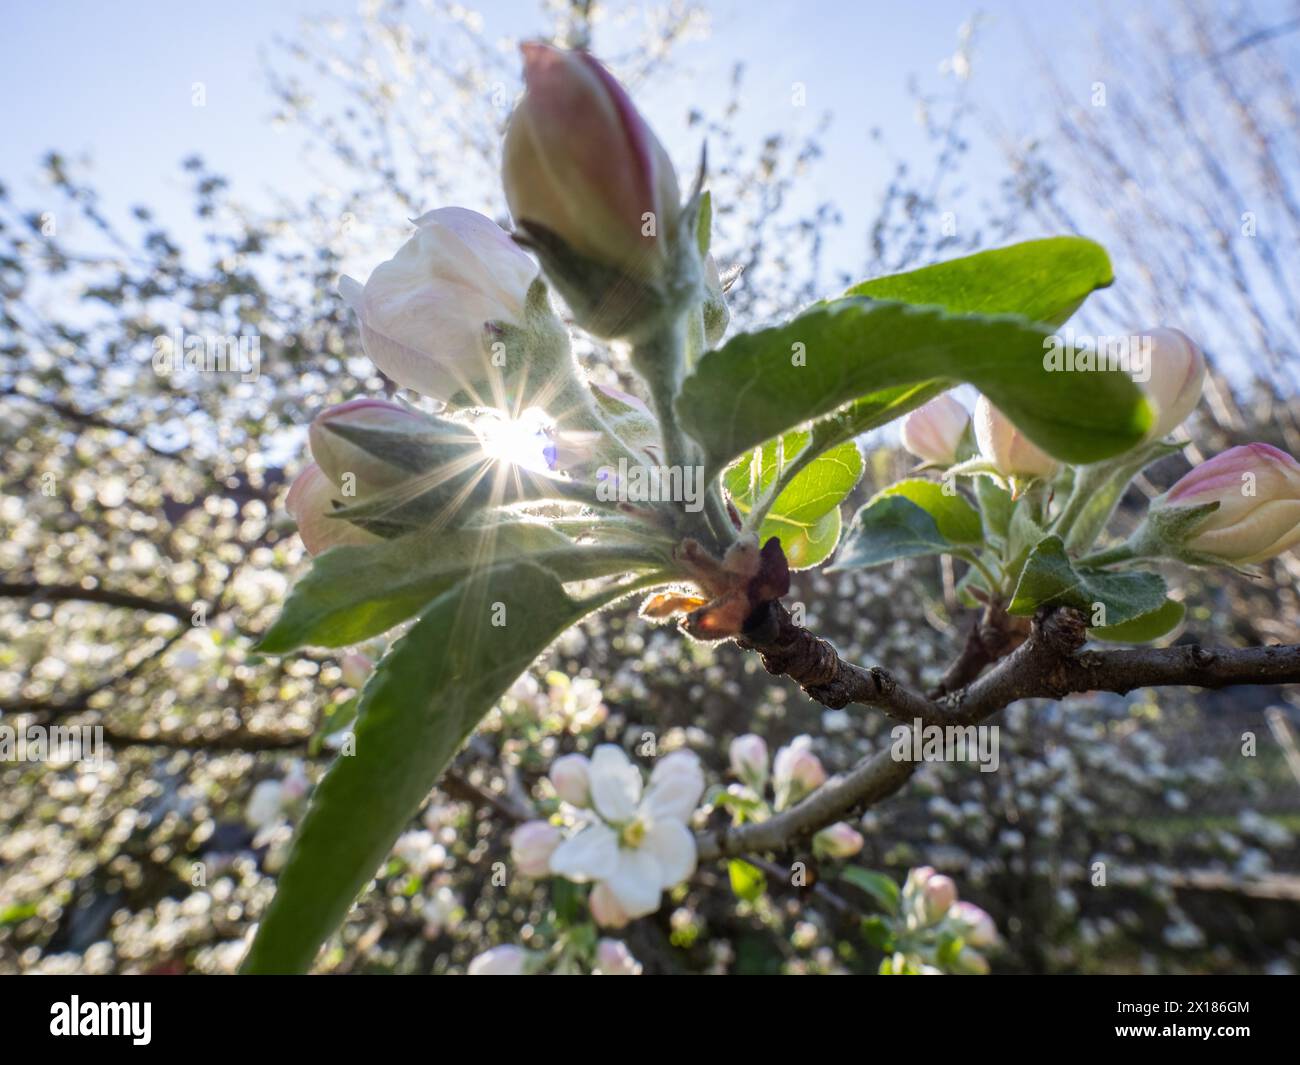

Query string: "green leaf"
[695, 189, 713, 257]
[976, 477, 1014, 544]
[841, 867, 901, 915]
[765, 238, 1115, 475]
[725, 432, 863, 526]
[241, 563, 624, 974]
[1006, 500, 1048, 579]
[723, 431, 862, 569]
[728, 859, 767, 902]
[1090, 598, 1185, 643]
[1057, 441, 1184, 554]
[769, 505, 843, 570]
[258, 524, 647, 653]
[1009, 536, 1168, 627]
[935, 932, 966, 967]
[846, 236, 1114, 326]
[677, 299, 1150, 477]
[863, 915, 895, 952]
[873, 478, 981, 544]
[309, 694, 359, 757]
[832, 496, 952, 571]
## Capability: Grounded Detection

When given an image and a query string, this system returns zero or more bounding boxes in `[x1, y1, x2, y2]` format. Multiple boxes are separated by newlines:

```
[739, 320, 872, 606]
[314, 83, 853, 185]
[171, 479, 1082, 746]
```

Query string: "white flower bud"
[284, 463, 379, 556]
[772, 735, 827, 808]
[948, 901, 999, 948]
[339, 208, 538, 401]
[922, 873, 957, 922]
[812, 821, 864, 860]
[549, 752, 593, 807]
[510, 820, 562, 878]
[974, 396, 1059, 480]
[728, 733, 769, 791]
[899, 394, 969, 466]
[1140, 327, 1205, 439]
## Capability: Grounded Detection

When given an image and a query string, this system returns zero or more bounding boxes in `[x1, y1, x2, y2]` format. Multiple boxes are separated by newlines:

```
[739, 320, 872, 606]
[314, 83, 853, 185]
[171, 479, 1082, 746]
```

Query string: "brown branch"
[928, 602, 1029, 697]
[0, 580, 193, 621]
[736, 601, 937, 724]
[702, 607, 1300, 861]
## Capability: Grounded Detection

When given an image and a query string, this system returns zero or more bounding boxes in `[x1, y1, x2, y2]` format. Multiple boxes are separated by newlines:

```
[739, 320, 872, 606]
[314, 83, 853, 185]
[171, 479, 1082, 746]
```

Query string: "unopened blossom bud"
[903, 865, 936, 901]
[900, 394, 969, 466]
[510, 820, 562, 878]
[1150, 443, 1300, 564]
[468, 944, 529, 975]
[594, 938, 643, 976]
[284, 463, 379, 556]
[549, 752, 592, 807]
[922, 873, 958, 921]
[728, 734, 769, 791]
[504, 43, 681, 282]
[772, 735, 827, 808]
[1139, 327, 1205, 439]
[339, 207, 538, 401]
[308, 398, 433, 497]
[974, 396, 1058, 481]
[589, 881, 631, 929]
[813, 821, 865, 860]
[340, 652, 372, 689]
[948, 901, 998, 949]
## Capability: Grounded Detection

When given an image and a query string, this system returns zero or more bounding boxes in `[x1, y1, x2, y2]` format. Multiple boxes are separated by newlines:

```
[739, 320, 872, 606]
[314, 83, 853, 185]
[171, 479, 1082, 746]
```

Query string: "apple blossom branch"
[700, 605, 1300, 861]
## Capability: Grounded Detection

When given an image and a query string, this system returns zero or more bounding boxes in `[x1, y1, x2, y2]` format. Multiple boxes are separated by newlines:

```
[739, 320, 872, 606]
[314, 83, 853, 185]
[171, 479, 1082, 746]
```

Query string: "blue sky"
[1, 0, 1097, 282]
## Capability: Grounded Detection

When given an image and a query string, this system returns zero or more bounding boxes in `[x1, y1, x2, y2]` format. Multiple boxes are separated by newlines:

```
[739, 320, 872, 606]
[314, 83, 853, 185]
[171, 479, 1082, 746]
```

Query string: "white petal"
[590, 745, 642, 823]
[644, 751, 704, 823]
[547, 823, 619, 882]
[604, 848, 664, 919]
[645, 818, 696, 889]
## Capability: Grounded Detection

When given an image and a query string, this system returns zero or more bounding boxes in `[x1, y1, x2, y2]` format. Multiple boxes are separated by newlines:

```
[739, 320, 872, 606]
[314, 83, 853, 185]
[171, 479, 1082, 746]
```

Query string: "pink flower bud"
[813, 821, 864, 860]
[974, 396, 1059, 481]
[510, 820, 562, 878]
[772, 735, 827, 808]
[900, 394, 969, 466]
[922, 873, 958, 921]
[284, 463, 379, 556]
[903, 865, 936, 900]
[340, 652, 372, 690]
[308, 397, 432, 497]
[594, 938, 643, 975]
[1159, 443, 1300, 564]
[549, 753, 592, 807]
[728, 734, 769, 791]
[468, 944, 529, 975]
[949, 901, 998, 948]
[503, 43, 681, 277]
[1140, 327, 1205, 439]
[589, 881, 631, 929]
[339, 207, 537, 401]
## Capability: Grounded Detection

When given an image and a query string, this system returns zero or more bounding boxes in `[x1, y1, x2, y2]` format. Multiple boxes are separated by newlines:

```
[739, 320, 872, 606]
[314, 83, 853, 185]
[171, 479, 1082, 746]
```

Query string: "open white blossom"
[548, 746, 704, 922]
